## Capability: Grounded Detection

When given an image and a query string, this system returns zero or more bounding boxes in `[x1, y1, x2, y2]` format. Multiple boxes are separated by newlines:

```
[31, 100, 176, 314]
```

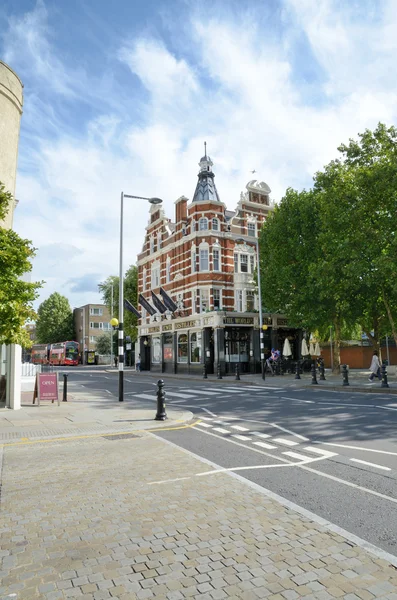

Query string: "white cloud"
[5, 0, 397, 312]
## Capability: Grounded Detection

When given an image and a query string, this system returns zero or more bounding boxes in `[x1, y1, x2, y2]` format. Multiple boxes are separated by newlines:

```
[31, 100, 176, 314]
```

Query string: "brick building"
[136, 149, 297, 374]
[73, 304, 111, 357]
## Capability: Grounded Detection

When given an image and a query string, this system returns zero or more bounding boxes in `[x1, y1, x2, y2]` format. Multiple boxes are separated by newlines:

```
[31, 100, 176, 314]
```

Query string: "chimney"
[175, 195, 188, 224]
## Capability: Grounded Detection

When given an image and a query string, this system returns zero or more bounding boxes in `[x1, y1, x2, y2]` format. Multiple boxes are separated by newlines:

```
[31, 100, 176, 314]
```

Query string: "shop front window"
[177, 333, 188, 363]
[163, 333, 173, 362]
[152, 337, 161, 363]
[190, 332, 202, 363]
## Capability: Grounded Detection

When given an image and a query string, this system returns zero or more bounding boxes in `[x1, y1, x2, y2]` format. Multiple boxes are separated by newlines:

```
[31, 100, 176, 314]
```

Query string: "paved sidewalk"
[0, 389, 193, 443]
[107, 368, 397, 395]
[1, 432, 397, 599]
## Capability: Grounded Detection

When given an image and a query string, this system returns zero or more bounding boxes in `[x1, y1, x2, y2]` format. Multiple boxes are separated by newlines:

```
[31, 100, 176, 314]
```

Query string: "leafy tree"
[0, 182, 42, 346]
[98, 265, 138, 341]
[95, 333, 112, 355]
[259, 123, 397, 369]
[35, 292, 74, 344]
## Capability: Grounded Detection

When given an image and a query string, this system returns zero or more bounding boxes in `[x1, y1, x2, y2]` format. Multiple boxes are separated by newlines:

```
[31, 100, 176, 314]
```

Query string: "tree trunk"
[333, 319, 341, 374]
[382, 289, 397, 347]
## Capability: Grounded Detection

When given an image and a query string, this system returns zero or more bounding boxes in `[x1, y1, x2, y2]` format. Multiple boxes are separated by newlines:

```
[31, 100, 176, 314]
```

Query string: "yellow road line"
[0, 420, 199, 447]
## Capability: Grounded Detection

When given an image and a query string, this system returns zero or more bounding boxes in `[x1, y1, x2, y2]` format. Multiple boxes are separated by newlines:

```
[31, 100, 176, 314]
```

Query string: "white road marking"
[377, 406, 397, 412]
[125, 379, 133, 383]
[270, 422, 310, 441]
[133, 394, 157, 401]
[282, 396, 314, 403]
[303, 446, 338, 458]
[316, 442, 397, 457]
[251, 432, 271, 439]
[232, 434, 251, 441]
[167, 392, 196, 399]
[196, 422, 212, 428]
[231, 425, 249, 431]
[148, 476, 192, 485]
[214, 420, 230, 425]
[273, 438, 299, 447]
[104, 376, 109, 379]
[187, 390, 222, 396]
[200, 416, 213, 421]
[350, 458, 391, 471]
[283, 451, 313, 461]
[201, 407, 217, 417]
[213, 427, 230, 434]
[190, 428, 290, 462]
[208, 388, 244, 394]
[253, 441, 277, 450]
[105, 390, 112, 395]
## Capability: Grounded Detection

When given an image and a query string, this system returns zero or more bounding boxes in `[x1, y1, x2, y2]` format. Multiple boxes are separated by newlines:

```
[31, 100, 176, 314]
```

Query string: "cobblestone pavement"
[1, 431, 397, 599]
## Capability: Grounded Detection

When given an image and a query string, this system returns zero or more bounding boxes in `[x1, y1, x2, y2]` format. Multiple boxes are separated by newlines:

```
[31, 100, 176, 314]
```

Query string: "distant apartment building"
[73, 304, 111, 353]
[25, 323, 36, 342]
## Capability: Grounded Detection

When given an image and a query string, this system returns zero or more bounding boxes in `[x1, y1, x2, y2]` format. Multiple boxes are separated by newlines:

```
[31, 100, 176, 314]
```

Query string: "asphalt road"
[65, 366, 397, 557]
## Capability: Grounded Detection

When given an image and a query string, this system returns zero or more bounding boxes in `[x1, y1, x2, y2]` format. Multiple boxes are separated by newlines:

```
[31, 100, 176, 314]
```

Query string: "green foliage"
[95, 333, 112, 355]
[98, 265, 138, 341]
[35, 292, 74, 344]
[259, 123, 397, 367]
[0, 182, 42, 346]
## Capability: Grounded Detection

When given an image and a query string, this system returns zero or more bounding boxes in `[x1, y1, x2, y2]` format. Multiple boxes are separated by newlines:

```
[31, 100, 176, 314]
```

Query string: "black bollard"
[155, 379, 167, 421]
[235, 364, 240, 381]
[319, 361, 326, 381]
[342, 364, 349, 386]
[311, 360, 318, 385]
[217, 363, 222, 379]
[295, 361, 301, 380]
[203, 364, 208, 379]
[62, 373, 68, 401]
[381, 364, 390, 388]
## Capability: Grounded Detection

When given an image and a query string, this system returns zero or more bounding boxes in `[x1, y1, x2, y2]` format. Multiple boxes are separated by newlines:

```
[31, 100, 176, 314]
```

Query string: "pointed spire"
[192, 145, 220, 203]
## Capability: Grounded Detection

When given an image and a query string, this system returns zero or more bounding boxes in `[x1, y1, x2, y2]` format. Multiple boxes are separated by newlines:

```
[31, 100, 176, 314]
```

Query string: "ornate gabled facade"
[136, 149, 292, 374]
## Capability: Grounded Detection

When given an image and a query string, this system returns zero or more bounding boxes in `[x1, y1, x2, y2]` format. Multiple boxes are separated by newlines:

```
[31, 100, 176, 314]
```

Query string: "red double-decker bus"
[49, 341, 80, 366]
[31, 344, 50, 364]
[32, 341, 80, 366]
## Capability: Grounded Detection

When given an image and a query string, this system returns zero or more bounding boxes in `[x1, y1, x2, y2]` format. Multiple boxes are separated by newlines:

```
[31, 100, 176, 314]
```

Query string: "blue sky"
[1, 0, 396, 311]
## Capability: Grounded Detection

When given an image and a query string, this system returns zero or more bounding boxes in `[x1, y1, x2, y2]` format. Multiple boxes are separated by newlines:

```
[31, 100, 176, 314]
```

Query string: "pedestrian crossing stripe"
[192, 419, 340, 464]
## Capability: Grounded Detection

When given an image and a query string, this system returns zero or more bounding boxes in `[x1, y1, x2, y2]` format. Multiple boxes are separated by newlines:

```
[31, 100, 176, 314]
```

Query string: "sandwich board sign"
[33, 372, 60, 406]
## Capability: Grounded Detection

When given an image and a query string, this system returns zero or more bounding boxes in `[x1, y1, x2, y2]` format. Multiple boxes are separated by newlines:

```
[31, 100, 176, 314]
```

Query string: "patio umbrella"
[314, 341, 321, 356]
[301, 339, 309, 356]
[309, 342, 315, 355]
[282, 338, 292, 357]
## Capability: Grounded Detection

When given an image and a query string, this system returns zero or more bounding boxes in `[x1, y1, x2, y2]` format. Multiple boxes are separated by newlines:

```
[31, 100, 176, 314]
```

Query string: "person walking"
[135, 354, 141, 372]
[368, 350, 381, 382]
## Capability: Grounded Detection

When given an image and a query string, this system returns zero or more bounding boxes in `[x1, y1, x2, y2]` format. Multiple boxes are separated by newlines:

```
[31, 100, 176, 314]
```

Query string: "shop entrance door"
[224, 328, 251, 374]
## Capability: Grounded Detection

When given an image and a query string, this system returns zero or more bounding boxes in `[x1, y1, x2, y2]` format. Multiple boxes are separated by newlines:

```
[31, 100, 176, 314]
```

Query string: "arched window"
[190, 332, 202, 363]
[177, 333, 188, 363]
[212, 218, 219, 231]
[199, 244, 209, 271]
[191, 246, 197, 273]
[212, 245, 221, 271]
[199, 217, 208, 231]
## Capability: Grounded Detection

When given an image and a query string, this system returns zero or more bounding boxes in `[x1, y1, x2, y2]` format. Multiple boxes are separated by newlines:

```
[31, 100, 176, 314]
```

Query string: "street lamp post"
[118, 192, 162, 402]
[235, 237, 265, 380]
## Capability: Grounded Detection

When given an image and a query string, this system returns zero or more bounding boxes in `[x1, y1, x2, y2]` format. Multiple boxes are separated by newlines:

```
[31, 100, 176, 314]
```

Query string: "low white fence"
[21, 363, 41, 377]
